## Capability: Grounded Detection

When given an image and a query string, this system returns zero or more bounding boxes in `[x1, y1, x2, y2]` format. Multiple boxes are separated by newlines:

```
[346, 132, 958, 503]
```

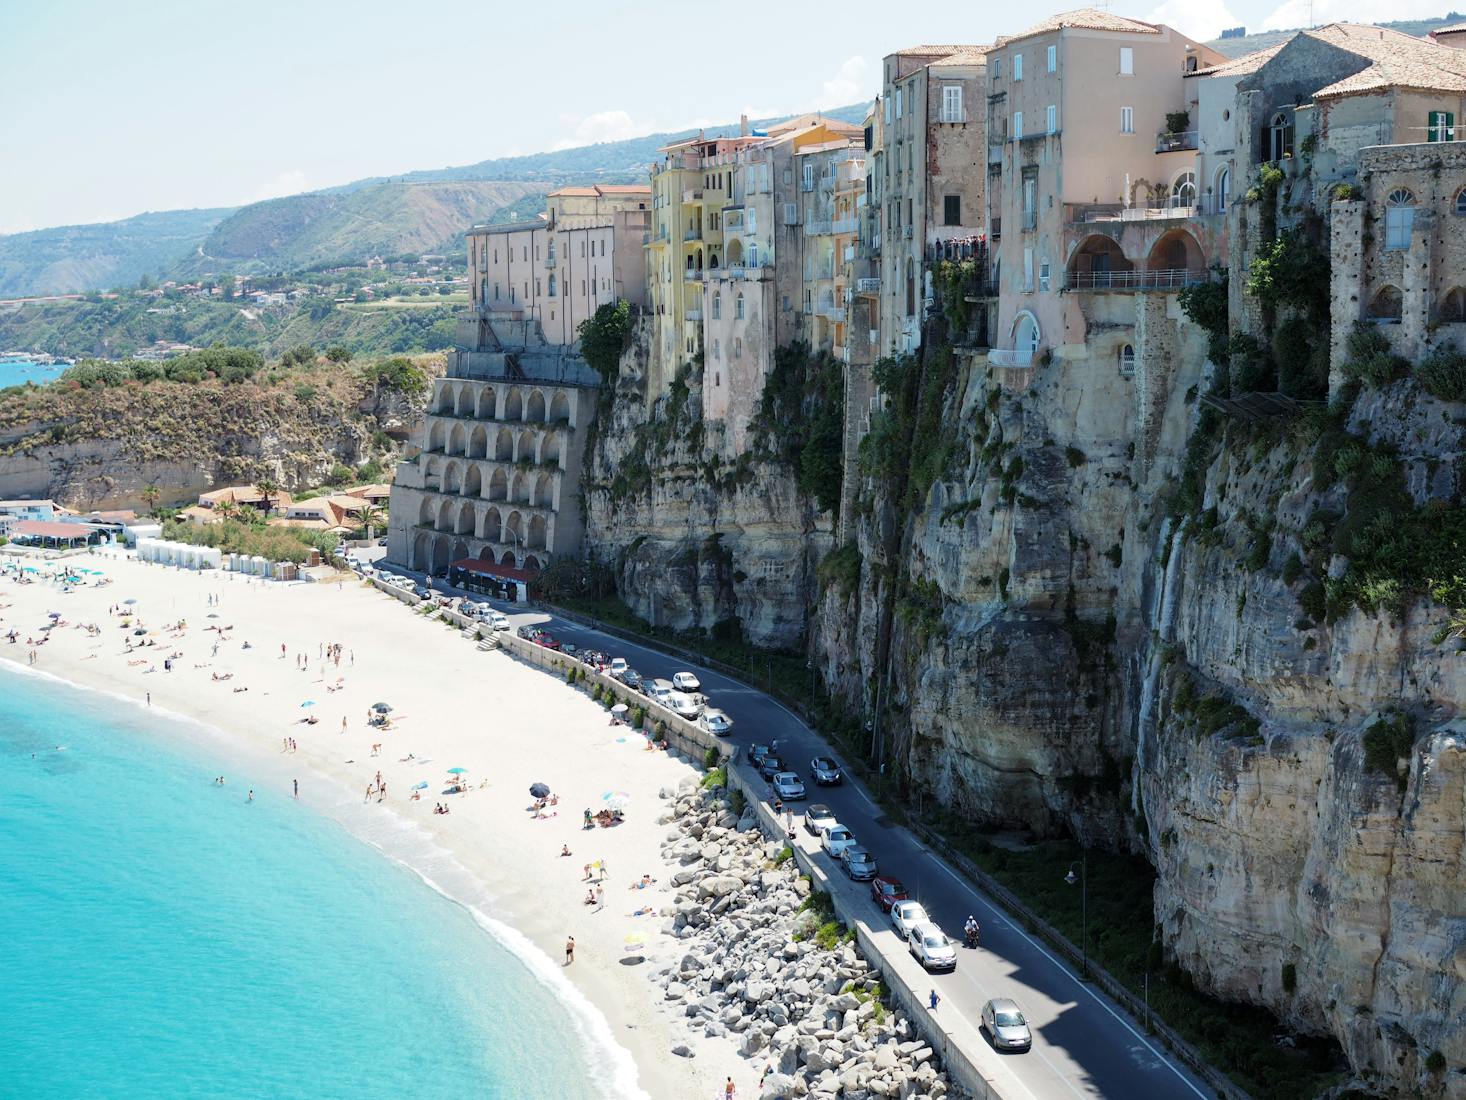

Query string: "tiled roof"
[549, 187, 598, 197]
[1001, 8, 1161, 46]
[1430, 22, 1466, 37]
[1187, 40, 1289, 78]
[890, 45, 972, 58]
[1307, 23, 1466, 99]
[595, 184, 651, 194]
[931, 47, 991, 67]
[11, 520, 90, 539]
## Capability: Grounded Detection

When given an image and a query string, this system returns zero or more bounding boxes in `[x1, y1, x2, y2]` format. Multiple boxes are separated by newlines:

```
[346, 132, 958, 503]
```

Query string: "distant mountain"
[0, 208, 233, 299]
[1205, 11, 1464, 56]
[0, 102, 871, 298]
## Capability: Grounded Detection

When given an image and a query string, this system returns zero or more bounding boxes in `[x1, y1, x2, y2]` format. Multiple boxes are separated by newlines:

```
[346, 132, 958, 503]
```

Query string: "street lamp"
[1065, 854, 1089, 978]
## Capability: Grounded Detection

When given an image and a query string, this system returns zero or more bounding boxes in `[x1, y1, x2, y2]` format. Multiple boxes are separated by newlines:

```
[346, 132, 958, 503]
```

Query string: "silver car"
[772, 772, 807, 801]
[841, 845, 878, 881]
[907, 924, 957, 971]
[981, 998, 1032, 1051]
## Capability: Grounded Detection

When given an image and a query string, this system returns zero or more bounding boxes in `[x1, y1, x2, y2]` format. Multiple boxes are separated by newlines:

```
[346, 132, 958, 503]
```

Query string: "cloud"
[817, 56, 870, 108]
[1260, 0, 1447, 30]
[551, 110, 646, 150]
[1147, 0, 1241, 42]
[252, 170, 310, 202]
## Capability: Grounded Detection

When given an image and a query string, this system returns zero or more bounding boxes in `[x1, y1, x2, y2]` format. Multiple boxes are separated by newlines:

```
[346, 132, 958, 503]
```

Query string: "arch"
[504, 388, 524, 421]
[448, 422, 467, 457]
[1147, 229, 1203, 278]
[1119, 344, 1136, 378]
[1369, 285, 1403, 322]
[494, 427, 515, 462]
[427, 420, 447, 453]
[905, 258, 916, 317]
[412, 530, 432, 571]
[457, 384, 476, 417]
[467, 424, 488, 460]
[1067, 234, 1134, 289]
[477, 544, 496, 563]
[523, 554, 542, 572]
[547, 273, 557, 297]
[1455, 188, 1466, 217]
[504, 510, 524, 541]
[526, 389, 547, 423]
[430, 535, 451, 575]
[483, 506, 503, 542]
[533, 472, 555, 509]
[475, 386, 498, 420]
[528, 514, 548, 550]
[1269, 110, 1293, 162]
[726, 238, 743, 265]
[548, 391, 571, 425]
[451, 539, 469, 566]
[433, 385, 455, 415]
[463, 463, 482, 498]
[1440, 286, 1466, 322]
[1215, 166, 1231, 214]
[441, 460, 463, 495]
[508, 471, 526, 505]
[500, 550, 518, 567]
[712, 292, 722, 320]
[1385, 189, 1415, 251]
[1170, 171, 1197, 209]
[542, 431, 563, 468]
[1011, 311, 1040, 354]
[436, 498, 455, 533]
[488, 467, 509, 501]
[417, 498, 436, 527]
[512, 428, 535, 464]
[422, 454, 443, 484]
[455, 499, 477, 535]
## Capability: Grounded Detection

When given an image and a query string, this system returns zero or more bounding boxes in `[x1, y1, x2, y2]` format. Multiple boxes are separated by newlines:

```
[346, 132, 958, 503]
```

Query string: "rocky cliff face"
[0, 362, 433, 509]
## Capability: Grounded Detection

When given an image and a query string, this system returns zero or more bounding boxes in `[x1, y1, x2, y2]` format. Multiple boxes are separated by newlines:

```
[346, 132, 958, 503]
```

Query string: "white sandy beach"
[0, 551, 751, 1100]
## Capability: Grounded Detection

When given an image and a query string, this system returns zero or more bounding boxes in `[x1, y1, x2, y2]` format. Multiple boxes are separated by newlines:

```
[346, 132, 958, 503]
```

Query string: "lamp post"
[1065, 854, 1089, 978]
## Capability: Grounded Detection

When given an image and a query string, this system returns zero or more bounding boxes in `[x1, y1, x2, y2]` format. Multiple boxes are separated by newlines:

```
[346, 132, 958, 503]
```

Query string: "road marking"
[927, 859, 1208, 1099]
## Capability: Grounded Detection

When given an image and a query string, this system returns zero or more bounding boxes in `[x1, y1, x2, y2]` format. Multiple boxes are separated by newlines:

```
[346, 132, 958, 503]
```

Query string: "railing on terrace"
[804, 220, 833, 236]
[989, 348, 1034, 367]
[1068, 201, 1200, 224]
[1064, 267, 1207, 291]
[684, 268, 705, 281]
[685, 308, 703, 321]
[832, 216, 859, 234]
[855, 277, 881, 293]
[1155, 130, 1199, 153]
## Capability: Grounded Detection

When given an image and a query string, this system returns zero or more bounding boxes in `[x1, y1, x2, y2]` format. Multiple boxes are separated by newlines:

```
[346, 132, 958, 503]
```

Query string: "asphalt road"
[377, 565, 1215, 1100]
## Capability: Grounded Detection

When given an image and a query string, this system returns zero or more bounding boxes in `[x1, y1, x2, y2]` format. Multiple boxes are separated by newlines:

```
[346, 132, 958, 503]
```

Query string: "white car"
[667, 691, 702, 719]
[609, 657, 629, 678]
[646, 679, 674, 705]
[820, 824, 856, 858]
[700, 709, 733, 735]
[772, 772, 806, 800]
[672, 670, 701, 693]
[907, 925, 957, 971]
[487, 612, 509, 631]
[804, 804, 837, 836]
[891, 900, 930, 938]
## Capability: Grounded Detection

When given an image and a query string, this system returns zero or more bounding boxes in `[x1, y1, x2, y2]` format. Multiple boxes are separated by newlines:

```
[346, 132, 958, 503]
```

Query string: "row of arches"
[416, 497, 552, 550]
[422, 457, 558, 508]
[424, 421, 564, 466]
[430, 381, 573, 426]
[1365, 284, 1466, 323]
[1067, 228, 1205, 290]
[410, 531, 543, 576]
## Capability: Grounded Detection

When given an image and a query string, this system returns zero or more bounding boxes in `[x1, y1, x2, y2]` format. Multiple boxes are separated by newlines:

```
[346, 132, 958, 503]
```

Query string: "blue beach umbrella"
[300, 701, 315, 708]
[447, 767, 468, 775]
[413, 781, 429, 790]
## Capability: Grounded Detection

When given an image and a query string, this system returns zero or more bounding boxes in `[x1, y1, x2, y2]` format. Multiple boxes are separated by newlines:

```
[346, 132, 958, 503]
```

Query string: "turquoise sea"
[0, 358, 67, 387]
[0, 665, 626, 1100]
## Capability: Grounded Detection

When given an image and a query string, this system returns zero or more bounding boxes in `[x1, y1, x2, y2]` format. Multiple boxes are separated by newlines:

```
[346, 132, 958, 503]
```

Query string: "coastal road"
[384, 568, 1214, 1100]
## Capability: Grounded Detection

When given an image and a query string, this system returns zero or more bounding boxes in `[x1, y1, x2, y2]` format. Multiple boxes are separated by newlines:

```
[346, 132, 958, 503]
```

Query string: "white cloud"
[1148, 0, 1241, 42]
[551, 110, 646, 150]
[252, 170, 310, 202]
[817, 56, 870, 108]
[1261, 0, 1447, 31]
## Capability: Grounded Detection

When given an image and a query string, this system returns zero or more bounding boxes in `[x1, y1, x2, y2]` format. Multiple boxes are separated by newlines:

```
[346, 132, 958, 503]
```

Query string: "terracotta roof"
[1187, 40, 1289, 78]
[595, 184, 651, 194]
[1306, 23, 1466, 99]
[1000, 8, 1161, 47]
[11, 520, 90, 539]
[549, 186, 598, 196]
[930, 47, 991, 67]
[345, 483, 392, 499]
[1430, 22, 1466, 38]
[890, 44, 972, 58]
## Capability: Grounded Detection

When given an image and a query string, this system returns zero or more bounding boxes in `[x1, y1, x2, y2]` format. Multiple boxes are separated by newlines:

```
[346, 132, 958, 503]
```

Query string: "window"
[1441, 287, 1466, 321]
[1023, 247, 1034, 291]
[1172, 171, 1197, 208]
[1429, 111, 1457, 142]
[1385, 189, 1415, 250]
[944, 195, 961, 226]
[1456, 188, 1466, 216]
[535, 278, 541, 296]
[735, 292, 745, 320]
[734, 337, 743, 358]
[1216, 167, 1231, 213]
[993, 57, 1002, 80]
[1039, 259, 1050, 291]
[1269, 111, 1293, 161]
[1013, 111, 1024, 140]
[884, 95, 892, 124]
[1046, 105, 1057, 134]
[1013, 53, 1023, 81]
[1119, 47, 1133, 75]
[1047, 44, 1057, 72]
[1022, 175, 1037, 229]
[942, 85, 964, 123]
[1121, 107, 1134, 134]
[713, 339, 721, 360]
[715, 372, 721, 387]
[895, 88, 904, 119]
[1369, 285, 1403, 321]
[712, 292, 721, 320]
[1119, 345, 1136, 378]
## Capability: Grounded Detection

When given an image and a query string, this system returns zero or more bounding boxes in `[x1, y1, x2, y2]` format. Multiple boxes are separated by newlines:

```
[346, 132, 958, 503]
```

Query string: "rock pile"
[654, 778, 965, 1100]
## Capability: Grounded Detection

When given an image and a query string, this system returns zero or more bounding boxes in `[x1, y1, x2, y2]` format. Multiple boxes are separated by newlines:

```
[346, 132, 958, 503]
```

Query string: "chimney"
[740, 113, 750, 136]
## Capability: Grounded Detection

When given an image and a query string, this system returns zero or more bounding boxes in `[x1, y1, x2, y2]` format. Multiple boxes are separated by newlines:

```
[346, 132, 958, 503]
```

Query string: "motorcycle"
[965, 926, 980, 949]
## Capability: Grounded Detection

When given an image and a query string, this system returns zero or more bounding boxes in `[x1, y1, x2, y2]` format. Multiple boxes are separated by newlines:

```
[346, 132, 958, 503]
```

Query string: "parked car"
[534, 634, 562, 651]
[841, 845, 877, 880]
[646, 679, 675, 705]
[621, 669, 643, 691]
[772, 772, 806, 800]
[870, 876, 908, 912]
[804, 804, 837, 836]
[699, 708, 732, 735]
[377, 537, 388, 546]
[809, 756, 843, 786]
[667, 691, 702, 720]
[981, 998, 1032, 1051]
[561, 643, 579, 657]
[907, 925, 957, 971]
[820, 824, 856, 858]
[890, 900, 930, 938]
[609, 657, 629, 679]
[672, 670, 701, 693]
[517, 625, 541, 641]
[757, 754, 786, 781]
[414, 585, 432, 599]
[487, 612, 509, 631]
[747, 743, 773, 768]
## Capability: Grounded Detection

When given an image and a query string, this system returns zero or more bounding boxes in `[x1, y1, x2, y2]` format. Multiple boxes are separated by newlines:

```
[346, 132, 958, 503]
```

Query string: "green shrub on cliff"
[577, 299, 631, 384]
[1361, 712, 1415, 790]
[1340, 324, 1406, 387]
[1416, 346, 1466, 402]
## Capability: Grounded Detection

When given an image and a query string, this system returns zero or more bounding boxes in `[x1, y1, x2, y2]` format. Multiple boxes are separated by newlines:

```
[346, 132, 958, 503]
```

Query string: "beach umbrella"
[123, 598, 138, 605]
[447, 767, 468, 775]
[300, 701, 315, 708]
[610, 703, 629, 716]
[412, 781, 429, 790]
[372, 702, 392, 713]
[602, 790, 631, 803]
[529, 781, 551, 799]
[207, 613, 220, 619]
[624, 931, 647, 950]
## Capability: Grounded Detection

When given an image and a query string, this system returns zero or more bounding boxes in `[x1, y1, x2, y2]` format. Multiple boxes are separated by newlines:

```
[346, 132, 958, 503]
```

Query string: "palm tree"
[214, 501, 241, 524]
[360, 504, 385, 542]
[254, 476, 281, 516]
[141, 483, 162, 516]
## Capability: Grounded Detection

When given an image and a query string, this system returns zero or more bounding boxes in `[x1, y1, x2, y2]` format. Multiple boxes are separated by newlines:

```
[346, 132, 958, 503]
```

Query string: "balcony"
[1155, 130, 1199, 153]
[988, 144, 1005, 165]
[1066, 202, 1201, 224]
[685, 308, 703, 321]
[832, 216, 859, 234]
[684, 269, 706, 282]
[684, 229, 703, 242]
[804, 219, 833, 236]
[1021, 210, 1037, 230]
[828, 306, 847, 322]
[682, 189, 703, 203]
[989, 348, 1034, 368]
[1064, 268, 1206, 291]
[902, 226, 913, 239]
[856, 277, 881, 293]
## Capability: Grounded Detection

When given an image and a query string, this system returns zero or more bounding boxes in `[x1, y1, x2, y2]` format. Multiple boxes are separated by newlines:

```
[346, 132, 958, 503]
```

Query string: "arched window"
[1385, 189, 1415, 250]
[1369, 285, 1403, 322]
[1455, 188, 1466, 216]
[1119, 344, 1136, 378]
[1269, 111, 1293, 161]
[712, 293, 721, 320]
[1171, 172, 1197, 209]
[547, 274, 557, 297]
[1215, 167, 1230, 213]
[1440, 287, 1466, 322]
[735, 292, 745, 320]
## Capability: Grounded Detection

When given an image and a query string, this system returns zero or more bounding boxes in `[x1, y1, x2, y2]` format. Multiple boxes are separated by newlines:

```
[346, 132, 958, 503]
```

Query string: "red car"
[535, 634, 563, 651]
[870, 876, 908, 912]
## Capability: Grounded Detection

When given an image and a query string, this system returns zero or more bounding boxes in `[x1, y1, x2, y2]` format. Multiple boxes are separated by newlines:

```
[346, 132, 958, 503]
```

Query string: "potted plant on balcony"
[1164, 110, 1190, 137]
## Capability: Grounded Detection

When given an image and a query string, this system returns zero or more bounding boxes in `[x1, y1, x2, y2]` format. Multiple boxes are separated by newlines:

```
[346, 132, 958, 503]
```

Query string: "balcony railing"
[1064, 267, 1206, 291]
[682, 189, 703, 203]
[989, 348, 1034, 368]
[832, 216, 859, 234]
[805, 220, 833, 236]
[856, 277, 881, 292]
[684, 269, 705, 281]
[1155, 130, 1200, 153]
[988, 144, 1005, 164]
[685, 308, 703, 321]
[1067, 201, 1201, 224]
[828, 306, 847, 322]
[1021, 210, 1037, 230]
[684, 229, 702, 241]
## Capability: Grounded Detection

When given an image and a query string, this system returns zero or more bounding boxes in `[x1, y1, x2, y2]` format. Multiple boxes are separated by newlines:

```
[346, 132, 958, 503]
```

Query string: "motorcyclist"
[964, 915, 980, 946]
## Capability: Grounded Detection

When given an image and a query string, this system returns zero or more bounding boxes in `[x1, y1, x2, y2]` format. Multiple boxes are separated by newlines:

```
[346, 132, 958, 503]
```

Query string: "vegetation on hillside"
[161, 517, 338, 564]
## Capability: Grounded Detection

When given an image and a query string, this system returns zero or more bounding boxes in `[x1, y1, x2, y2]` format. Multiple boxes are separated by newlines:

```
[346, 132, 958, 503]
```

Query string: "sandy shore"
[0, 551, 748, 1099]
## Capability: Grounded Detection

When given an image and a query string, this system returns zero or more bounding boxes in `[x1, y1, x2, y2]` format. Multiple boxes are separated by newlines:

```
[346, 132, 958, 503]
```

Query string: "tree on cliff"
[254, 477, 281, 515]
[578, 300, 631, 384]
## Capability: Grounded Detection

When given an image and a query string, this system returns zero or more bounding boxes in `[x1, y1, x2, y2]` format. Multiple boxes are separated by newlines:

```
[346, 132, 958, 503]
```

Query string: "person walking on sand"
[565, 936, 575, 965]
[725, 1078, 737, 1100]
[293, 779, 298, 798]
[247, 789, 254, 803]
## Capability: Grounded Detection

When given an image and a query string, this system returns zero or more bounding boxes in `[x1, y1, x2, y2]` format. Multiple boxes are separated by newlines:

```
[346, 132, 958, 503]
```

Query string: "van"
[667, 691, 702, 719]
[646, 679, 675, 705]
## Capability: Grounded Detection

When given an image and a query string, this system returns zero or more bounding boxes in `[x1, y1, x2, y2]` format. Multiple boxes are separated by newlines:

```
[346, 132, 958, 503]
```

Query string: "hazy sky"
[0, 0, 1449, 233]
